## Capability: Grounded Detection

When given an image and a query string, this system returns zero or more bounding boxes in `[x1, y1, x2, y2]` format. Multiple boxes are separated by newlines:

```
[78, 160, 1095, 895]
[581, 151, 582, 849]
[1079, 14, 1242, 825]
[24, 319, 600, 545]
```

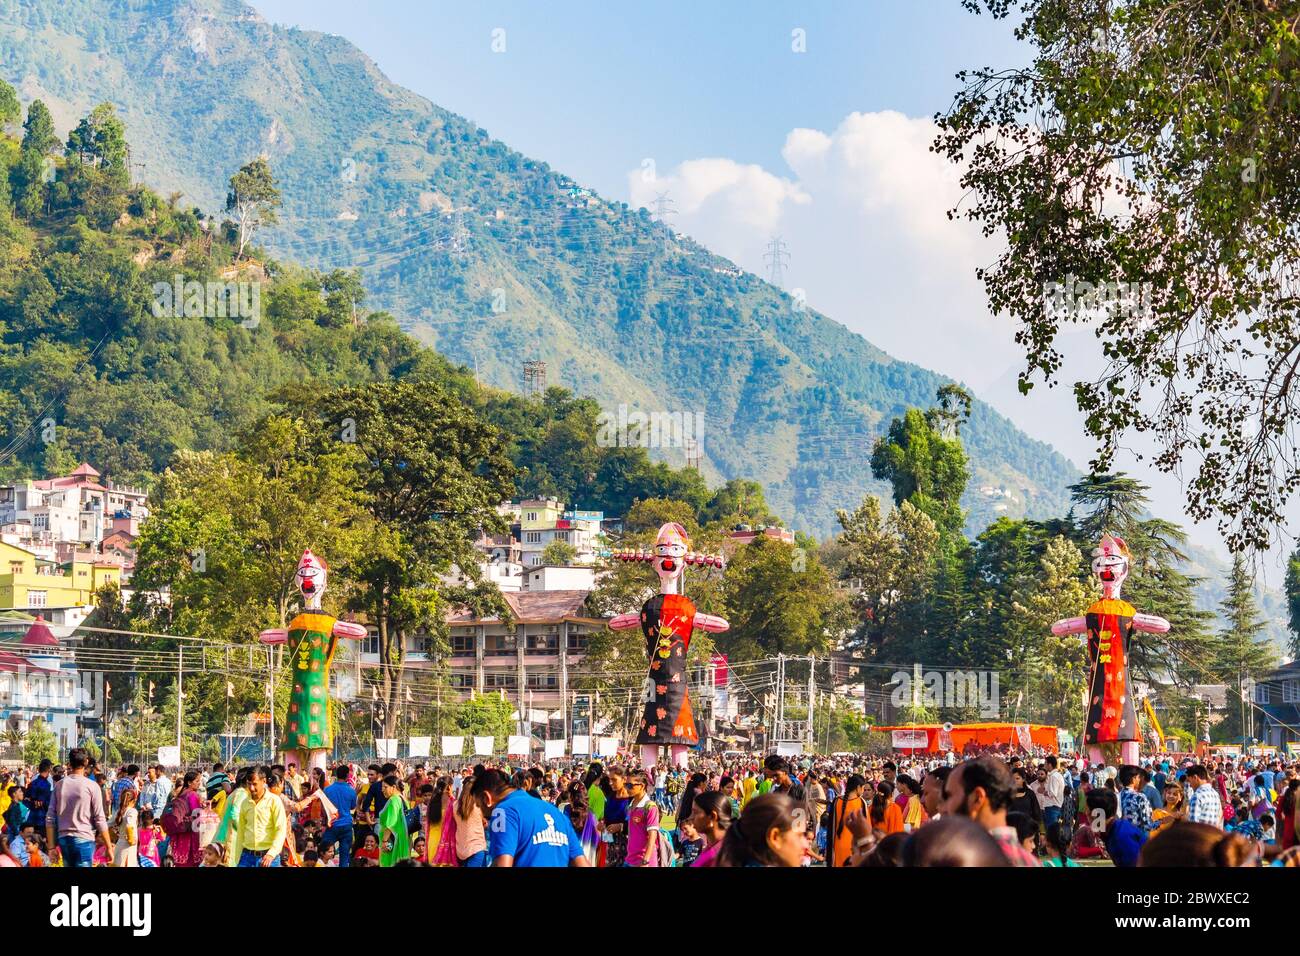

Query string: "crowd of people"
[1, 745, 1297, 868]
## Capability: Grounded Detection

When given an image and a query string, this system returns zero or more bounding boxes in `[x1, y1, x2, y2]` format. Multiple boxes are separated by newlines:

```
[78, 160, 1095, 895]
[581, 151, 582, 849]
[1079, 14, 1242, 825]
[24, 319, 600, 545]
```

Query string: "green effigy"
[283, 611, 341, 752]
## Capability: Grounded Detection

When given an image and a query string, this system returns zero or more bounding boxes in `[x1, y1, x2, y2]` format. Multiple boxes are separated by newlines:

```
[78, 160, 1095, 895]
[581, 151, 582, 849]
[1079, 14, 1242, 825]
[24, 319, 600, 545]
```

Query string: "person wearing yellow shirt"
[234, 768, 287, 868]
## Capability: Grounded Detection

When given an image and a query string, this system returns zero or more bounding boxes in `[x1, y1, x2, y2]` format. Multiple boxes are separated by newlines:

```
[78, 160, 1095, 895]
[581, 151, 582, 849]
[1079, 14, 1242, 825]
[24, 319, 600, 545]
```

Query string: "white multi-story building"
[0, 463, 148, 550]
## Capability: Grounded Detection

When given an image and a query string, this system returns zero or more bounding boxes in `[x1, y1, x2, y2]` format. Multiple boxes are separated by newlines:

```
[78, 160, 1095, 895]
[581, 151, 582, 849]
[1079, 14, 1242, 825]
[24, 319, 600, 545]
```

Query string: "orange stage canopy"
[875, 723, 1060, 754]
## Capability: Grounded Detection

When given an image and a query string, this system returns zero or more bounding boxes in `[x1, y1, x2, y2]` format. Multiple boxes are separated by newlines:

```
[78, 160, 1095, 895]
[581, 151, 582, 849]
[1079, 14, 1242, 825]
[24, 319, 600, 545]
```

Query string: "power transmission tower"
[651, 192, 677, 225]
[684, 437, 702, 472]
[449, 209, 469, 256]
[763, 235, 791, 289]
[523, 360, 547, 396]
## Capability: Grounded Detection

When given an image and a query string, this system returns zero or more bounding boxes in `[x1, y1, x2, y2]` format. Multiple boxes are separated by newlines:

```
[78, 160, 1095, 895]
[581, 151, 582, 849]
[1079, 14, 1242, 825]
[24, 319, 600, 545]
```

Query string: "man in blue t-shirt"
[320, 765, 359, 867]
[474, 769, 587, 867]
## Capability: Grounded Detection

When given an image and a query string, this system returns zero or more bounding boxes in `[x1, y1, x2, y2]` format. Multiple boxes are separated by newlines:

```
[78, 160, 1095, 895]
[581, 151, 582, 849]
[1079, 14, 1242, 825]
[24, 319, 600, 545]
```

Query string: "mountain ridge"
[0, 0, 1081, 536]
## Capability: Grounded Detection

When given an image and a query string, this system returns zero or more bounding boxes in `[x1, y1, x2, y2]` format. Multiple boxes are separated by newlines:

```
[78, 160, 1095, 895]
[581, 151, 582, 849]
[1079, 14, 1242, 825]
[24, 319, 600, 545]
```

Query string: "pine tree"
[1284, 546, 1300, 661]
[1212, 556, 1276, 743]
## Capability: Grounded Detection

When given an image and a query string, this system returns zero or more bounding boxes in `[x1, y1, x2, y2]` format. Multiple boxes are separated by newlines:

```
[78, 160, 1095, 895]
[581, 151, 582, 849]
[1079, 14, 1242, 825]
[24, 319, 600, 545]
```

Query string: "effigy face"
[1090, 533, 1130, 597]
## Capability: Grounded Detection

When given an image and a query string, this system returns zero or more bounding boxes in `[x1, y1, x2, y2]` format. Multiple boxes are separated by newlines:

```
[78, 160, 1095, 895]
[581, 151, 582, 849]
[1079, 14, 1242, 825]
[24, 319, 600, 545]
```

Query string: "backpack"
[161, 795, 192, 837]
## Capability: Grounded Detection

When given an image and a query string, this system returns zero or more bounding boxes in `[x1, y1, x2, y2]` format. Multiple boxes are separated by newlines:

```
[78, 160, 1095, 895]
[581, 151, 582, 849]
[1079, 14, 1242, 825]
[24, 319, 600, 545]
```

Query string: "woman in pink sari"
[430, 778, 458, 866]
[169, 772, 205, 868]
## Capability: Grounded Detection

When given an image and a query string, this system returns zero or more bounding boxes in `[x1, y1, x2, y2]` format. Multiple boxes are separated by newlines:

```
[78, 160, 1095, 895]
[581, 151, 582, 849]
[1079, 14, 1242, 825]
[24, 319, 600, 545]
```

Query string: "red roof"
[21, 616, 58, 648]
[33, 462, 108, 493]
[447, 589, 598, 624]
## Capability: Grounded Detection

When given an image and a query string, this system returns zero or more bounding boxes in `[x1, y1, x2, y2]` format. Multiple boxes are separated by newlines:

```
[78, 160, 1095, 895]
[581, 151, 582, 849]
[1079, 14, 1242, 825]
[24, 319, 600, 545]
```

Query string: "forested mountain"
[0, 0, 1080, 535]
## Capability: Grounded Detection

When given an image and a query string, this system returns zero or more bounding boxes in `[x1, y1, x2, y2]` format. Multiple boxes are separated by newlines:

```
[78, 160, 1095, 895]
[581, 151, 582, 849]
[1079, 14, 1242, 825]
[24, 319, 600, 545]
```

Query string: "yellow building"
[0, 540, 120, 612]
[519, 497, 565, 531]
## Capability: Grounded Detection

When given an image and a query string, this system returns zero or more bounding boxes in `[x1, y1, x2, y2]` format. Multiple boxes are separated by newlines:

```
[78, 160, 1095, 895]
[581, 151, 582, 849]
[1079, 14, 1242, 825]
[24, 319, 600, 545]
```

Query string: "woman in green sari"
[378, 775, 410, 867]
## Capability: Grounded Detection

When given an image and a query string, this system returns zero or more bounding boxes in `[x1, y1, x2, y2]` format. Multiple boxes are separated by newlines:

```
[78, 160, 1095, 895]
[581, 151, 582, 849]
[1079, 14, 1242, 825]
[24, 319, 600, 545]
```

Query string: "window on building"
[567, 631, 589, 652]
[526, 673, 558, 689]
[451, 632, 476, 654]
[28, 591, 46, 609]
[525, 532, 541, 544]
[1256, 683, 1270, 705]
[1285, 679, 1300, 704]
[526, 512, 537, 522]
[449, 673, 474, 689]
[556, 531, 569, 542]
[362, 630, 380, 656]
[9, 561, 22, 575]
[526, 631, 558, 653]
[485, 673, 518, 689]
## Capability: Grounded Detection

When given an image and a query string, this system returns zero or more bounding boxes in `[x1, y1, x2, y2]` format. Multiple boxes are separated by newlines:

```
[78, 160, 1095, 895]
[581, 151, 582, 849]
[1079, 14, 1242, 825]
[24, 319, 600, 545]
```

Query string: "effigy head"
[653, 523, 690, 583]
[1091, 533, 1130, 595]
[296, 549, 328, 600]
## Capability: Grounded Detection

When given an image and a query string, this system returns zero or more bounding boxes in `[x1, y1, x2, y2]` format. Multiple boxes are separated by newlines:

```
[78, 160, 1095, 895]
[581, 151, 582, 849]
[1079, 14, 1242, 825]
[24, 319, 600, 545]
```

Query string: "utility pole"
[175, 645, 183, 755]
[807, 655, 816, 751]
[268, 645, 275, 763]
[763, 236, 790, 289]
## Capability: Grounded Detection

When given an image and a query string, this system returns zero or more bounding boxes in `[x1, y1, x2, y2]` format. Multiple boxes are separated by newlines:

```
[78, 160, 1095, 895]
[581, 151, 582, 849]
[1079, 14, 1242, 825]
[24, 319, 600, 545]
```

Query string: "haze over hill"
[0, 0, 1087, 537]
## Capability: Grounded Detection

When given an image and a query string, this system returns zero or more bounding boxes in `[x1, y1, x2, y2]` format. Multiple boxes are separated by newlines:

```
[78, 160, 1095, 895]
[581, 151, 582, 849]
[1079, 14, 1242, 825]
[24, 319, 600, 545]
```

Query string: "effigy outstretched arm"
[259, 628, 288, 645]
[332, 620, 368, 639]
[608, 612, 641, 630]
[1133, 613, 1171, 634]
[693, 612, 730, 633]
[1050, 616, 1087, 636]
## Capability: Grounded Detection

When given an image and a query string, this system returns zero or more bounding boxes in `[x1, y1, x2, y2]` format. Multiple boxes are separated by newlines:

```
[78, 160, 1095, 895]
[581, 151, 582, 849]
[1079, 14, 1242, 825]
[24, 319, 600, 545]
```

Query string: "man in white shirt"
[1032, 754, 1066, 831]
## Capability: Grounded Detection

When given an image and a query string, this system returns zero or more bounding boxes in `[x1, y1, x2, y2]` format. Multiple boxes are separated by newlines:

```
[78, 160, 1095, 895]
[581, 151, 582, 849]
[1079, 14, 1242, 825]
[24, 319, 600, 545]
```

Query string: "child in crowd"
[675, 819, 703, 866]
[23, 832, 46, 867]
[200, 842, 226, 867]
[137, 809, 162, 867]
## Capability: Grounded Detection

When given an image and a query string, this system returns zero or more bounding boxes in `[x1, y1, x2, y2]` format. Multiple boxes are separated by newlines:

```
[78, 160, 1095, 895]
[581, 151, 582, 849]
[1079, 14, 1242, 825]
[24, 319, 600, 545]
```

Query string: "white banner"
[1015, 724, 1032, 750]
[408, 736, 431, 758]
[543, 739, 567, 761]
[596, 735, 621, 757]
[776, 741, 804, 757]
[440, 736, 464, 757]
[473, 735, 495, 755]
[507, 735, 531, 756]
[157, 745, 181, 767]
[376, 738, 398, 759]
[571, 734, 592, 755]
[891, 729, 929, 749]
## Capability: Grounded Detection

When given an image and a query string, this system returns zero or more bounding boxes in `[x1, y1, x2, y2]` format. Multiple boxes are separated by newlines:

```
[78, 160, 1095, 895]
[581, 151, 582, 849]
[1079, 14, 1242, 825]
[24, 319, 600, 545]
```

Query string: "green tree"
[719, 536, 846, 660]
[1010, 535, 1091, 731]
[65, 103, 128, 179]
[835, 495, 939, 669]
[0, 80, 19, 128]
[936, 0, 1300, 550]
[20, 100, 58, 155]
[1285, 546, 1300, 660]
[701, 478, 780, 527]
[23, 717, 59, 765]
[1212, 555, 1277, 743]
[322, 268, 367, 327]
[445, 692, 515, 750]
[540, 539, 578, 566]
[870, 389, 970, 538]
[309, 379, 516, 739]
[226, 157, 282, 259]
[624, 497, 698, 535]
